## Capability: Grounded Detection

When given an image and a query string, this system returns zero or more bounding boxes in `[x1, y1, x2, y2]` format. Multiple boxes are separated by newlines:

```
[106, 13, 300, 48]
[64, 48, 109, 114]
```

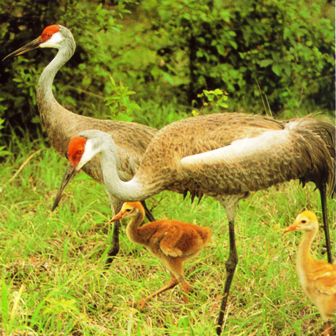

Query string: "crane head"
[67, 136, 87, 169]
[284, 210, 319, 233]
[3, 24, 65, 61]
[110, 202, 145, 222]
[51, 135, 88, 211]
[52, 131, 114, 211]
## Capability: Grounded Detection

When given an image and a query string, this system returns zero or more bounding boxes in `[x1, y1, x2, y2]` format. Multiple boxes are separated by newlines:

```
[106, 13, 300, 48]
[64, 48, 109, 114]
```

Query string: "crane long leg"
[319, 184, 333, 263]
[105, 219, 120, 268]
[141, 200, 156, 222]
[216, 219, 238, 335]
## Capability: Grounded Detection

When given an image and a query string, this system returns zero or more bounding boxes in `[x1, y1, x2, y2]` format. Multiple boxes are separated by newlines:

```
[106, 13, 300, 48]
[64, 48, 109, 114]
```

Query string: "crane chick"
[111, 201, 211, 308]
[285, 211, 336, 335]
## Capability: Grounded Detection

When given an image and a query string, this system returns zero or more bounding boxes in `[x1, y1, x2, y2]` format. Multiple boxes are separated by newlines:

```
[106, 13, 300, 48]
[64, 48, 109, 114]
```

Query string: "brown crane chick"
[111, 201, 211, 308]
[285, 211, 336, 335]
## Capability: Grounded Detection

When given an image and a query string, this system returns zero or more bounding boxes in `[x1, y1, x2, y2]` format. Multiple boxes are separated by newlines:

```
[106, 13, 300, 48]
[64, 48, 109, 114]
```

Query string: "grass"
[0, 143, 335, 335]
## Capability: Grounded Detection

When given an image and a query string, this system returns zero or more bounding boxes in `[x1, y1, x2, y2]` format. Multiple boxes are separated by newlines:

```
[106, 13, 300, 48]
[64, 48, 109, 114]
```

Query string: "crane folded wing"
[180, 120, 335, 194]
[181, 128, 290, 166]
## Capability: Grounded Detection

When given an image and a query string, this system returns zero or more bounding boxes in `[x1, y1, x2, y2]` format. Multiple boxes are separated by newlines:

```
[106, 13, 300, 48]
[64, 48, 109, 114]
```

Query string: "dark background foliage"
[0, 0, 334, 148]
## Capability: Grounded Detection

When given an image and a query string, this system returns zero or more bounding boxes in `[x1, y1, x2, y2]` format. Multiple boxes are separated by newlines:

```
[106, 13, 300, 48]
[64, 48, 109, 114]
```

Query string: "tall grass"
[0, 144, 335, 335]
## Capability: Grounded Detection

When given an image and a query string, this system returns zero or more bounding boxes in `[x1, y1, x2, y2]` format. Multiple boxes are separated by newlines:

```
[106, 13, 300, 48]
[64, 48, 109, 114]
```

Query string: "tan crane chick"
[285, 211, 336, 335]
[111, 201, 211, 308]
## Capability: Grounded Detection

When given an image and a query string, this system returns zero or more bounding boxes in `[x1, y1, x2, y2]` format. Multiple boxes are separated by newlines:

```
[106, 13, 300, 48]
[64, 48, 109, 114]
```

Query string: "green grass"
[0, 144, 335, 335]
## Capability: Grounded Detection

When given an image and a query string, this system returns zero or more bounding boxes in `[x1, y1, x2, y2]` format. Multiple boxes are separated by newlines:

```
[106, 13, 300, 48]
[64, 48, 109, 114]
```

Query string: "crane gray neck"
[99, 141, 147, 201]
[37, 36, 76, 106]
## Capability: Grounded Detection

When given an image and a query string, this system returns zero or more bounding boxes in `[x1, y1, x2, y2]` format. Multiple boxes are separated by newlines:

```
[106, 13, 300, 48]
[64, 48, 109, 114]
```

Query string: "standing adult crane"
[3, 24, 157, 265]
[54, 113, 334, 335]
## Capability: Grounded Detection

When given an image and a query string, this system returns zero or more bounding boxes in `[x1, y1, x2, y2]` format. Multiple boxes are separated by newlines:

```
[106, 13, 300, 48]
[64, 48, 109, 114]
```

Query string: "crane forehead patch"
[40, 24, 60, 42]
[67, 136, 87, 164]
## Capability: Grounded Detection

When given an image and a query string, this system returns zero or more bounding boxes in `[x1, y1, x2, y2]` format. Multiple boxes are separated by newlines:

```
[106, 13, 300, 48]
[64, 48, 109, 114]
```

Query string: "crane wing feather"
[178, 121, 333, 194]
[180, 129, 291, 166]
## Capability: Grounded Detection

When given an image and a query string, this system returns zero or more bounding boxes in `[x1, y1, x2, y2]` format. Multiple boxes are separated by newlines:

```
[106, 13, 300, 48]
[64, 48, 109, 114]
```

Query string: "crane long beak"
[2, 37, 41, 61]
[51, 165, 77, 211]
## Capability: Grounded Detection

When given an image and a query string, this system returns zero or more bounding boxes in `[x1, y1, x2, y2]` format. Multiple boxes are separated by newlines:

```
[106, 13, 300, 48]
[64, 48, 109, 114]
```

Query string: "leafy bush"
[139, 0, 334, 112]
[0, 0, 334, 148]
[0, 98, 10, 158]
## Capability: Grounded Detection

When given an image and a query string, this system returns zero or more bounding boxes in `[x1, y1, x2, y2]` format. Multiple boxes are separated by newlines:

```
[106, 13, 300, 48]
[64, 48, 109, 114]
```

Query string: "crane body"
[56, 112, 335, 335]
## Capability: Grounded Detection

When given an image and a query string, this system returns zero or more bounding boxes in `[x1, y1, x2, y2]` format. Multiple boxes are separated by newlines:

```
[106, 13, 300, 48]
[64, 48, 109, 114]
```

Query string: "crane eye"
[125, 208, 132, 212]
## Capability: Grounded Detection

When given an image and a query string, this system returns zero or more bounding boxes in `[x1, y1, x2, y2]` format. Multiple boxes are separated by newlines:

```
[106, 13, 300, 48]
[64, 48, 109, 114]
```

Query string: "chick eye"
[301, 219, 307, 224]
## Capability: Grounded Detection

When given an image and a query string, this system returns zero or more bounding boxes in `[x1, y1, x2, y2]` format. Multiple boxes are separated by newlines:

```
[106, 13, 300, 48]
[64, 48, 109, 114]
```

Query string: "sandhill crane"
[53, 113, 335, 334]
[285, 211, 336, 336]
[3, 24, 157, 265]
[110, 201, 211, 308]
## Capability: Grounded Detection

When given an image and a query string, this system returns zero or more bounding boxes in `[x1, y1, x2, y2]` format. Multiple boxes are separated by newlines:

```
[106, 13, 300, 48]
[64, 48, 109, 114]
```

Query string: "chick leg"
[165, 258, 191, 302]
[138, 277, 178, 309]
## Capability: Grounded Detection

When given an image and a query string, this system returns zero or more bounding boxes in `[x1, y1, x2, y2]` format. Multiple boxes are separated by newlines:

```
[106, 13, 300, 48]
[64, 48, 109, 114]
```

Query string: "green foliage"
[142, 0, 334, 111]
[0, 0, 334, 148]
[104, 76, 140, 121]
[0, 103, 11, 158]
[195, 88, 229, 114]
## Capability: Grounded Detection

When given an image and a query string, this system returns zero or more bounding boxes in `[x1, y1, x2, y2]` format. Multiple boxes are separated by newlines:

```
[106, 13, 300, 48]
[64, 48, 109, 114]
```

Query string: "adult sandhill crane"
[3, 24, 157, 265]
[54, 113, 335, 335]
[285, 211, 336, 336]
[110, 201, 211, 308]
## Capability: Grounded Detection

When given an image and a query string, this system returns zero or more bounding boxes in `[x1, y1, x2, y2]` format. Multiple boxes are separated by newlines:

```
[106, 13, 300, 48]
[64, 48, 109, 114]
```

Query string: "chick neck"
[126, 210, 146, 245]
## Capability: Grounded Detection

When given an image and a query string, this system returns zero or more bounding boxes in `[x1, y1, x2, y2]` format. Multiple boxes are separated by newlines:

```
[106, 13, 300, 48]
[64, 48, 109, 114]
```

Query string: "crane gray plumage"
[85, 113, 334, 199]
[3, 25, 157, 264]
[69, 112, 334, 335]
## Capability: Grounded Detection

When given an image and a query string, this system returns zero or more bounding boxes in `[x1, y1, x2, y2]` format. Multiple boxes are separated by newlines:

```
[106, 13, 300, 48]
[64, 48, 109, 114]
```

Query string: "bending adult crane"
[3, 24, 157, 264]
[55, 114, 334, 335]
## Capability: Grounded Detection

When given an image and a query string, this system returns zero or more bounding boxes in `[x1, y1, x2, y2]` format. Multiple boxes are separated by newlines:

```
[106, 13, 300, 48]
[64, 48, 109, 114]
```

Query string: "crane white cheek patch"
[40, 32, 64, 48]
[77, 139, 96, 171]
[181, 129, 290, 166]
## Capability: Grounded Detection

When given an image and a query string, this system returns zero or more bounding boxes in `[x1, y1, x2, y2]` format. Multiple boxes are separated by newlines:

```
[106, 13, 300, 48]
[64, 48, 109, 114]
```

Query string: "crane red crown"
[40, 24, 60, 42]
[67, 136, 87, 167]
